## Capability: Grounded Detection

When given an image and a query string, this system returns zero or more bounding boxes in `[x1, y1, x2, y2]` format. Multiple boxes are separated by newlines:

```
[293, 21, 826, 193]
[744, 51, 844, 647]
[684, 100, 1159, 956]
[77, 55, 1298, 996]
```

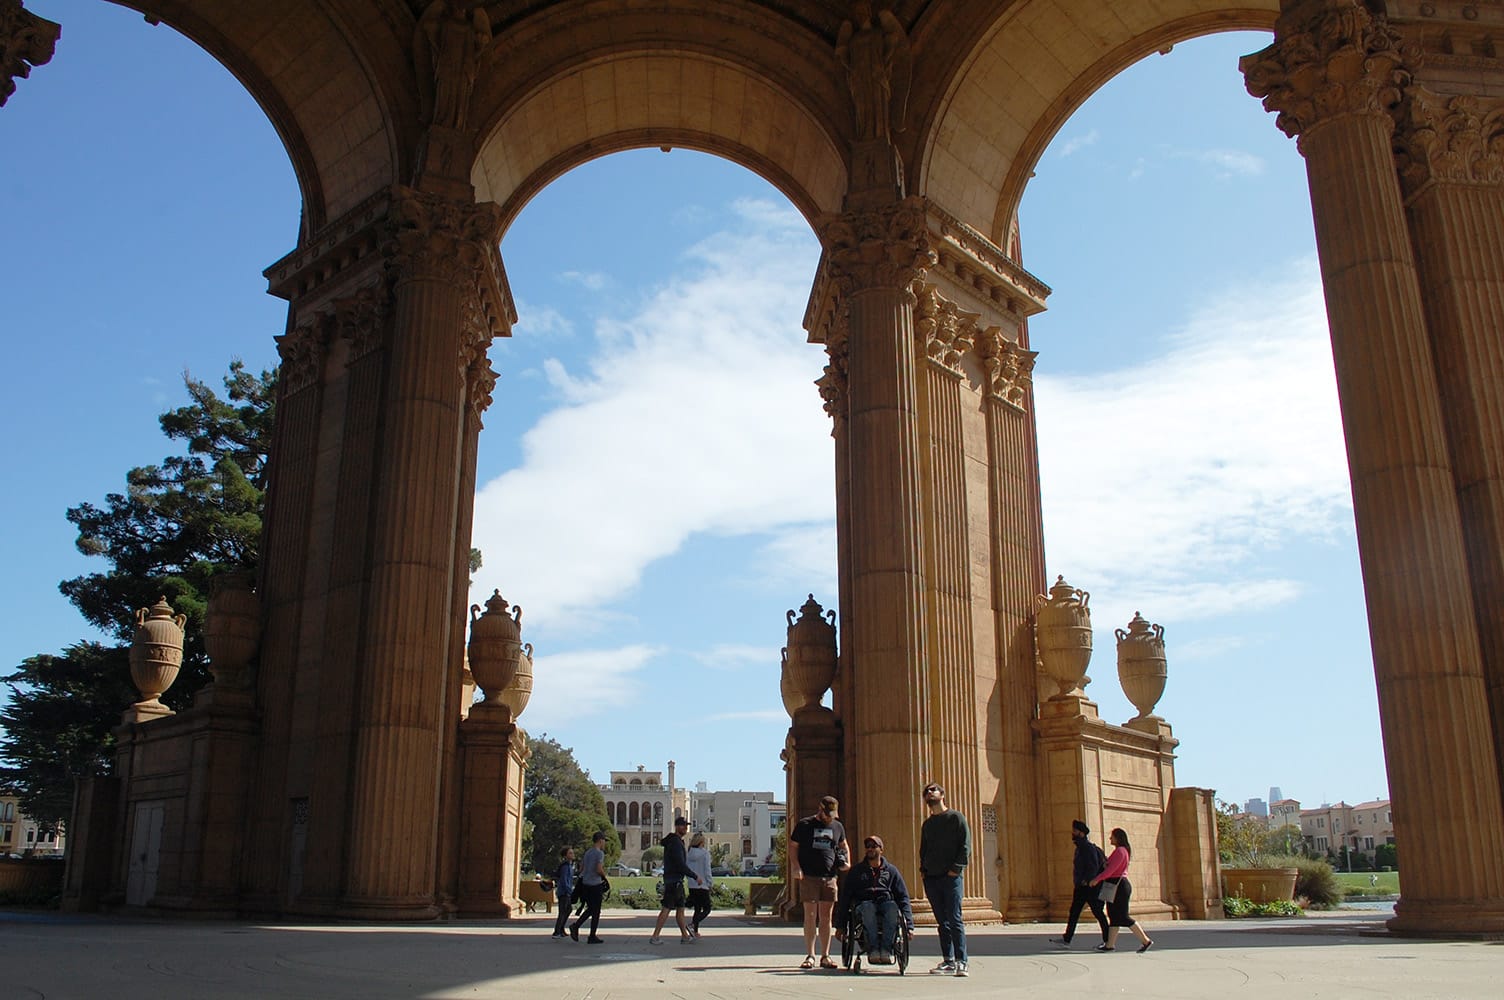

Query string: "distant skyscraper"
[1269, 786, 1284, 803]
[1245, 797, 1268, 818]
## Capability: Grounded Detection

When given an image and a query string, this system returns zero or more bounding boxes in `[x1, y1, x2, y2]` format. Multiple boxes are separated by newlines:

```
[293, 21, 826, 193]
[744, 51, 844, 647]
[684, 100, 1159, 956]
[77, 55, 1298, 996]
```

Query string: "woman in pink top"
[1088, 828, 1154, 953]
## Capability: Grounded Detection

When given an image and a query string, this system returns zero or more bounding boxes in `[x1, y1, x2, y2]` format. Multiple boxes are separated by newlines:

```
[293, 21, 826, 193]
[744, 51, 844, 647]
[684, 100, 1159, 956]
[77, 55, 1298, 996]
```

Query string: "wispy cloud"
[1057, 129, 1100, 157]
[523, 644, 662, 729]
[1178, 148, 1266, 177]
[471, 200, 830, 635]
[690, 644, 780, 670]
[512, 299, 574, 339]
[1034, 260, 1349, 636]
[559, 270, 609, 290]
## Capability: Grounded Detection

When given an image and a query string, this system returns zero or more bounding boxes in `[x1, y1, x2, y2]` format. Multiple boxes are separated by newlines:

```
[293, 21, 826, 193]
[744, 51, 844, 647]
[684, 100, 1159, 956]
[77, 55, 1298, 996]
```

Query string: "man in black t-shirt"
[788, 794, 851, 969]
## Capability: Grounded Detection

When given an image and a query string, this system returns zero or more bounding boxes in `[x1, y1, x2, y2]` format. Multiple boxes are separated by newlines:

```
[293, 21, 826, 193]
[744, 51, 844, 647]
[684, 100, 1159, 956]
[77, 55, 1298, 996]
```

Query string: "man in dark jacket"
[649, 816, 702, 944]
[1050, 819, 1108, 948]
[835, 835, 913, 965]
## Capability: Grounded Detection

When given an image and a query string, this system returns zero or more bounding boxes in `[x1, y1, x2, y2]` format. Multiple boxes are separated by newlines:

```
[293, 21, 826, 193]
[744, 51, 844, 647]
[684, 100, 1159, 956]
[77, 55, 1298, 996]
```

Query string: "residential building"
[1268, 798, 1301, 831]
[599, 763, 690, 869]
[0, 796, 65, 858]
[1350, 799, 1395, 856]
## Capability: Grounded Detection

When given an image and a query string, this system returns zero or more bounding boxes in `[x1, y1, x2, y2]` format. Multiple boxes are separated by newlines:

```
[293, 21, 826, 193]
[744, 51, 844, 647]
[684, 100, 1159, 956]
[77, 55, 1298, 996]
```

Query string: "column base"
[336, 897, 443, 921]
[1003, 894, 1049, 923]
[1386, 898, 1504, 938]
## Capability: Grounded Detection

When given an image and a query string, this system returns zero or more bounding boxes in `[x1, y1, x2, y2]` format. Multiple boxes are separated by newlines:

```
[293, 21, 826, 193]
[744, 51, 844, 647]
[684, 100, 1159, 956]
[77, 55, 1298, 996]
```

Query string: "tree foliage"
[522, 734, 618, 872]
[0, 363, 275, 827]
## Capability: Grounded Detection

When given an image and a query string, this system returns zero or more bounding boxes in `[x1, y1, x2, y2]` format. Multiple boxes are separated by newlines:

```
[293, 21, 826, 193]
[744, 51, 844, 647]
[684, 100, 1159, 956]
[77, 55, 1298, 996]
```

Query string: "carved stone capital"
[816, 327, 849, 426]
[334, 284, 392, 361]
[461, 293, 498, 423]
[915, 284, 976, 377]
[816, 196, 936, 297]
[276, 321, 329, 397]
[1, 0, 59, 108]
[1241, 0, 1415, 149]
[977, 328, 1036, 411]
[386, 186, 506, 291]
[1393, 88, 1504, 195]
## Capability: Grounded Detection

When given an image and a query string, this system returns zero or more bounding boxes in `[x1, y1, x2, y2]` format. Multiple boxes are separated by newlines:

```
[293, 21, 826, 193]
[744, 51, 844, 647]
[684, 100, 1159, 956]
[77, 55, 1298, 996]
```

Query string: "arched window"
[616, 801, 627, 825]
[629, 801, 640, 825]
[653, 802, 663, 824]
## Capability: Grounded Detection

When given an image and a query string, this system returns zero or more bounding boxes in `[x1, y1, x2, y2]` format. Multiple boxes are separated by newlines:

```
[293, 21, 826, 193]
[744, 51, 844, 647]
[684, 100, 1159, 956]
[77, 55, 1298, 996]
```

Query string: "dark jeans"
[1062, 884, 1108, 942]
[923, 873, 966, 963]
[689, 887, 712, 930]
[855, 899, 900, 955]
[570, 882, 605, 938]
[552, 889, 573, 936]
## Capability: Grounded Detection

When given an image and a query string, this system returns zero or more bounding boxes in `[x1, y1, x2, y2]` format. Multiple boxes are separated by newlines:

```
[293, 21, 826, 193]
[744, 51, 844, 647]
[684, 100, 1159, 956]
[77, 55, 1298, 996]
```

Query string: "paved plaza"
[2, 904, 1499, 999]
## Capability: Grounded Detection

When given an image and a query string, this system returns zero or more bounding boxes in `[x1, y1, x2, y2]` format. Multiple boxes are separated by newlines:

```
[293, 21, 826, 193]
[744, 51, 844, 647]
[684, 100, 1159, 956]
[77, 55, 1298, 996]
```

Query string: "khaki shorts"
[799, 875, 837, 904]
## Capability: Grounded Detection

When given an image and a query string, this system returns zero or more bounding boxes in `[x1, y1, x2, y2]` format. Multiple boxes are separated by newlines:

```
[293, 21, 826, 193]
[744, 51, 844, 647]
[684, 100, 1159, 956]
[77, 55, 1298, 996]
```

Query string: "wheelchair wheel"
[895, 929, 910, 975]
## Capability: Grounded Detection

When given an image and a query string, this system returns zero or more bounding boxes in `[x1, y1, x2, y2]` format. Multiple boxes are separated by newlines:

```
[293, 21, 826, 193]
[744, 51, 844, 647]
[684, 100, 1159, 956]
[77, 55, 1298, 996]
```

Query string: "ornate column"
[339, 188, 506, 917]
[978, 329, 1048, 921]
[0, 0, 59, 108]
[915, 286, 1000, 923]
[816, 197, 935, 885]
[1243, 0, 1504, 934]
[1393, 86, 1504, 808]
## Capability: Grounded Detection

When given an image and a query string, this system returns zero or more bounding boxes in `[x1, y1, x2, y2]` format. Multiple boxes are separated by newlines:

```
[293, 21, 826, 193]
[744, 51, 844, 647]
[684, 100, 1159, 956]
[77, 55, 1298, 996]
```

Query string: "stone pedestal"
[781, 707, 842, 922]
[1166, 787, 1222, 920]
[61, 775, 120, 913]
[455, 709, 527, 916]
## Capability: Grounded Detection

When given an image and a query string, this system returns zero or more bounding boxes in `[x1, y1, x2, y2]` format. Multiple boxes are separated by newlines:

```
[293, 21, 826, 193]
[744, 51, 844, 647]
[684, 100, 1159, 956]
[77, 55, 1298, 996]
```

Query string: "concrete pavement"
[1, 904, 1499, 999]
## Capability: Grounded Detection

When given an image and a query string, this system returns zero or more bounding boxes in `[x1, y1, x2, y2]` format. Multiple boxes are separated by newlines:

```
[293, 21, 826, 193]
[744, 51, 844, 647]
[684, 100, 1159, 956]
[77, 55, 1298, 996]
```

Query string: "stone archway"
[17, 0, 1502, 935]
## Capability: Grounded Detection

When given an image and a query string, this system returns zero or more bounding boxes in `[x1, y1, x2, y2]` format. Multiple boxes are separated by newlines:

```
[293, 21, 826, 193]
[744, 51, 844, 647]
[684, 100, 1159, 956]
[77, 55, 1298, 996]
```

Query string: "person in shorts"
[649, 816, 701, 944]
[789, 794, 851, 969]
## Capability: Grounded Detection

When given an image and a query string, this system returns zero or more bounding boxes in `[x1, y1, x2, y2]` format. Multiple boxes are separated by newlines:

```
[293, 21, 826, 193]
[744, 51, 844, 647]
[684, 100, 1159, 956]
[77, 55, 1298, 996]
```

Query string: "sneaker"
[587, 937, 604, 944]
[649, 937, 664, 945]
[930, 960, 956, 975]
[954, 961, 969, 977]
[1095, 943, 1115, 952]
[1049, 936, 1071, 948]
[569, 925, 579, 942]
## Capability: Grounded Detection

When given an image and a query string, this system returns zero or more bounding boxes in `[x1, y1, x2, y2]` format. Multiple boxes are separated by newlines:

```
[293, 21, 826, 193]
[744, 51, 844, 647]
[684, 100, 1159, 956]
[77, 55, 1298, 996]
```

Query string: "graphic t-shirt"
[791, 814, 846, 877]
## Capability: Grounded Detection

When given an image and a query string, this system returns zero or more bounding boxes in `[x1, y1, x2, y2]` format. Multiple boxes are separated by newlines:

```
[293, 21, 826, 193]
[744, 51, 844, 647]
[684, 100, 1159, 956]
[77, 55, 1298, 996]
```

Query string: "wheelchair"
[838, 900, 910, 975]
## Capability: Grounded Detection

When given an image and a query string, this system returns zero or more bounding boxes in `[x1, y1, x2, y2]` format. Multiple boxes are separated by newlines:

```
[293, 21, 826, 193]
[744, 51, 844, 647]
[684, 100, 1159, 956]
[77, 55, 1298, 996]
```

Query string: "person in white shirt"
[686, 832, 714, 937]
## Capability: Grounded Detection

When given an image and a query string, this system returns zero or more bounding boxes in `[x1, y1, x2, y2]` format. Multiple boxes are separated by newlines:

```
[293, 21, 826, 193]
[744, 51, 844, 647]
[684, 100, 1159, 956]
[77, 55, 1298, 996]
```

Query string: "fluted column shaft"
[822, 198, 936, 882]
[1396, 97, 1504, 806]
[1244, 0, 1504, 933]
[341, 191, 504, 915]
[980, 336, 1047, 921]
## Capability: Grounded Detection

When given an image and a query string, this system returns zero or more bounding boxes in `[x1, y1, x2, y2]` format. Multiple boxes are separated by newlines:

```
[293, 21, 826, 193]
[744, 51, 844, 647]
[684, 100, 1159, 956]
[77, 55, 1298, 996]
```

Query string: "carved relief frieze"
[333, 283, 392, 362]
[0, 0, 59, 108]
[816, 196, 936, 297]
[914, 284, 976, 378]
[1241, 0, 1416, 150]
[1393, 87, 1504, 194]
[976, 328, 1037, 412]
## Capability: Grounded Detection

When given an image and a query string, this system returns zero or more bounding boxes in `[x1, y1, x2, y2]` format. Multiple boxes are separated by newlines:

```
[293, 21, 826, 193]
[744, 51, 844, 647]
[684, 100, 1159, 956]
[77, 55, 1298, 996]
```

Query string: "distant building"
[1244, 797, 1268, 818]
[1268, 798, 1301, 831]
[1268, 786, 1283, 804]
[0, 796, 65, 858]
[1349, 799, 1395, 857]
[600, 763, 690, 867]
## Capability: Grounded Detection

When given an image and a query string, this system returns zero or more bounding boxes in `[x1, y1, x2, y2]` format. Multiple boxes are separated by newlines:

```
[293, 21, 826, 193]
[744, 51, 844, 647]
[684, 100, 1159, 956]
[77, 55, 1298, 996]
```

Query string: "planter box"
[1221, 867, 1298, 903]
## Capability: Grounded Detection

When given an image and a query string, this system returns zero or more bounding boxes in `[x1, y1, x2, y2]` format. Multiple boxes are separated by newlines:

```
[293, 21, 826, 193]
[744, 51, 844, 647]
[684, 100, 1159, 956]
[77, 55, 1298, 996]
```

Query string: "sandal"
[820, 957, 838, 969]
[799, 956, 816, 970]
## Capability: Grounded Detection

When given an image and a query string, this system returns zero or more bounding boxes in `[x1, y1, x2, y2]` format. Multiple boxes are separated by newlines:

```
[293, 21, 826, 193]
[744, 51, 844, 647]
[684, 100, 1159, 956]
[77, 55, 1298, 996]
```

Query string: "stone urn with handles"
[129, 595, 187, 715]
[1034, 575, 1093, 698]
[499, 641, 534, 720]
[1115, 611, 1167, 722]
[782, 594, 837, 715]
[203, 571, 260, 691]
[468, 591, 521, 713]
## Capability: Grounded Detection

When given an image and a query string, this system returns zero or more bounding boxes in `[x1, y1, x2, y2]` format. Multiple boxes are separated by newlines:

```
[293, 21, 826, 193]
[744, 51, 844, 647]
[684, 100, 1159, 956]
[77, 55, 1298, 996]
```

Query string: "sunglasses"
[863, 840, 881, 848]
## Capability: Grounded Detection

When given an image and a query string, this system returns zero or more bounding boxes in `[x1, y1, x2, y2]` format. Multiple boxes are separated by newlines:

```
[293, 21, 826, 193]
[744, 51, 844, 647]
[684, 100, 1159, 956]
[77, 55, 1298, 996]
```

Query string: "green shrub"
[1224, 896, 1301, 918]
[1260, 854, 1344, 909]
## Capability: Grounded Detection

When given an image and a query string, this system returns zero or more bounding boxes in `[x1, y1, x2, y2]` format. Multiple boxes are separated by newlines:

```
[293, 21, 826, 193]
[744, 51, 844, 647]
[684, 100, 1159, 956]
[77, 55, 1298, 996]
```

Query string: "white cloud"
[1035, 261, 1349, 632]
[690, 644, 780, 670]
[523, 644, 662, 729]
[471, 200, 831, 633]
[559, 270, 609, 290]
[511, 300, 574, 339]
[1058, 129, 1100, 157]
[1180, 148, 1266, 177]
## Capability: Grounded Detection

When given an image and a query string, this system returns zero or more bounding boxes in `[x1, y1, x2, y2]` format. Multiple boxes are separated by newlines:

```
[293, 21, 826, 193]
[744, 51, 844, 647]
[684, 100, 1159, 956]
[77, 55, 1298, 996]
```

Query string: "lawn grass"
[1334, 871, 1400, 895]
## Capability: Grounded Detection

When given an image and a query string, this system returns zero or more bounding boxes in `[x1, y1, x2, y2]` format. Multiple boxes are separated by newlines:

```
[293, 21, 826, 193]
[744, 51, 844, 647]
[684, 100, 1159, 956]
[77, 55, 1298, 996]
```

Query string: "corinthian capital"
[1, 0, 59, 108]
[277, 321, 329, 397]
[816, 328, 849, 427]
[386, 186, 505, 289]
[915, 284, 976, 377]
[1393, 88, 1504, 196]
[976, 329, 1036, 411]
[1240, 0, 1414, 149]
[816, 196, 936, 296]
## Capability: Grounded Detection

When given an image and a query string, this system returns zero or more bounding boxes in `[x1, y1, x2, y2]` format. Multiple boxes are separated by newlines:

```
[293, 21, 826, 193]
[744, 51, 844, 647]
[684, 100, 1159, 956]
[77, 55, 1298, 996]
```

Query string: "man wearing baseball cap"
[834, 834, 913, 965]
[649, 815, 702, 945]
[789, 794, 851, 969]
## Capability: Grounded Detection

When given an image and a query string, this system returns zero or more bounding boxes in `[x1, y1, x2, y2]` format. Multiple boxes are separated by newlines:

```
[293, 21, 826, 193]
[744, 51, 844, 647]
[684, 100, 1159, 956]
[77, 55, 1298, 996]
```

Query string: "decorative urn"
[783, 594, 837, 711]
[779, 650, 804, 717]
[203, 572, 260, 689]
[1034, 575, 1093, 698]
[499, 642, 534, 719]
[468, 591, 522, 706]
[129, 595, 188, 710]
[1115, 611, 1167, 721]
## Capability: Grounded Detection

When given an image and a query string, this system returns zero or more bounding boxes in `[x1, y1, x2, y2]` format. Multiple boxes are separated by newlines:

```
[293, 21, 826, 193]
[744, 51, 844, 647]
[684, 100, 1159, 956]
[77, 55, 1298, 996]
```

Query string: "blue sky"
[1, 2, 1386, 812]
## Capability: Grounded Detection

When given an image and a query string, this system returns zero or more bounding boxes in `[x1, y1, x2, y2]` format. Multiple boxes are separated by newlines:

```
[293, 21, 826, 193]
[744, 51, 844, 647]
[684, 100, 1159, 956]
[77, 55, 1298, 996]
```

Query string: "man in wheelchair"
[833, 835, 914, 969]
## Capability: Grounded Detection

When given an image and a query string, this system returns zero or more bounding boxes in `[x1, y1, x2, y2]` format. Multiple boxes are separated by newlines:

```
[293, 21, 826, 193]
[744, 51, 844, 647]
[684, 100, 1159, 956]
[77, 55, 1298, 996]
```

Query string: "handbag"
[1097, 880, 1118, 904]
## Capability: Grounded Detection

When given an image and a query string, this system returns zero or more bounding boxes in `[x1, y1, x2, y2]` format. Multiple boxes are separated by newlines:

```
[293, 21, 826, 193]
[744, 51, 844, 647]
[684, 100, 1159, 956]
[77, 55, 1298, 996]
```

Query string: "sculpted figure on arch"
[834, 0, 912, 142]
[414, 0, 493, 130]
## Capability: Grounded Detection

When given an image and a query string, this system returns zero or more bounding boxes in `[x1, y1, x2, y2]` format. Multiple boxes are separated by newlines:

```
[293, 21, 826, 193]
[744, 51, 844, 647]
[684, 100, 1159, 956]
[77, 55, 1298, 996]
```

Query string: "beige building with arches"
[8, 0, 1503, 935]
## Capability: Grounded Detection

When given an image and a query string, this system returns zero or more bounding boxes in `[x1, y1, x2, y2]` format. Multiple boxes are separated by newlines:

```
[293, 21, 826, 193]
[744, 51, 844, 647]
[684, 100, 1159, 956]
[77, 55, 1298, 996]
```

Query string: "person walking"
[1049, 819, 1108, 949]
[685, 832, 714, 937]
[918, 782, 971, 977]
[568, 831, 609, 944]
[551, 845, 577, 939]
[649, 816, 701, 944]
[1089, 827, 1154, 953]
[789, 794, 851, 970]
